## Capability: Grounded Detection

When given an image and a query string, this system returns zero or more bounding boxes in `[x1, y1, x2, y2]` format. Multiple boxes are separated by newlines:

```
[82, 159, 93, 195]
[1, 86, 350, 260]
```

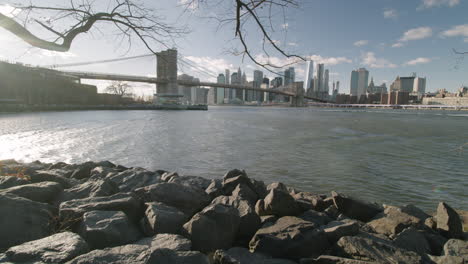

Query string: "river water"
[0, 107, 467, 211]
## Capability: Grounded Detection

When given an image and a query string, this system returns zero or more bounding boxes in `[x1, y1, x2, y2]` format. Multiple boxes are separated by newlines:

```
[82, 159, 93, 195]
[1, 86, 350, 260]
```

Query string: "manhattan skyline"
[0, 0, 467, 96]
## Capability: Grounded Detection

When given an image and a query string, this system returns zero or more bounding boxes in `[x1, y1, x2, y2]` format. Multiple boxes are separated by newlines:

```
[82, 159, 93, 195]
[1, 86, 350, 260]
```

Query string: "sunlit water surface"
[1, 107, 467, 211]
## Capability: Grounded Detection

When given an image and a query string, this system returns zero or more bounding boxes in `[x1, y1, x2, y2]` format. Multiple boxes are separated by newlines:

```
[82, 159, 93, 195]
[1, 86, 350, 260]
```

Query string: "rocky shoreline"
[0, 160, 466, 263]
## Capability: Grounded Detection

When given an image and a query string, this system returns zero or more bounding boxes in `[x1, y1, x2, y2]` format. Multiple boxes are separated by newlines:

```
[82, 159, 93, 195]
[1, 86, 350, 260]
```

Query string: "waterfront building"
[317, 64, 324, 93]
[304, 60, 314, 92]
[350, 70, 358, 96]
[350, 68, 369, 99]
[324, 69, 329, 94]
[230, 72, 239, 100]
[271, 77, 283, 88]
[414, 77, 426, 94]
[253, 70, 264, 102]
[368, 78, 388, 94]
[284, 67, 295, 86]
[225, 69, 230, 100]
[216, 73, 225, 104]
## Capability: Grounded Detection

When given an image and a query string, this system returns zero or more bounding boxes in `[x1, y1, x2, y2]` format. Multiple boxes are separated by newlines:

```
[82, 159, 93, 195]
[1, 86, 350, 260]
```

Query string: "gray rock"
[66, 244, 150, 264]
[392, 227, 431, 256]
[78, 210, 142, 249]
[437, 202, 464, 239]
[331, 192, 382, 222]
[89, 166, 120, 179]
[0, 176, 28, 189]
[249, 216, 329, 260]
[231, 183, 258, 205]
[428, 255, 465, 264]
[261, 215, 278, 225]
[183, 203, 241, 253]
[147, 234, 192, 251]
[222, 174, 256, 196]
[323, 221, 359, 243]
[71, 161, 99, 180]
[223, 169, 246, 180]
[211, 195, 261, 245]
[0, 181, 62, 203]
[57, 179, 119, 203]
[365, 205, 424, 237]
[425, 216, 437, 230]
[134, 182, 211, 216]
[140, 202, 188, 235]
[423, 231, 448, 256]
[250, 179, 268, 200]
[5, 232, 89, 263]
[300, 255, 376, 263]
[147, 248, 209, 264]
[443, 239, 468, 258]
[206, 179, 223, 199]
[335, 236, 424, 264]
[294, 192, 328, 212]
[300, 210, 332, 226]
[266, 182, 288, 192]
[168, 175, 212, 191]
[0, 193, 53, 249]
[256, 188, 303, 217]
[107, 167, 161, 192]
[161, 171, 178, 182]
[30, 170, 78, 188]
[213, 247, 296, 264]
[59, 192, 143, 223]
[324, 205, 340, 219]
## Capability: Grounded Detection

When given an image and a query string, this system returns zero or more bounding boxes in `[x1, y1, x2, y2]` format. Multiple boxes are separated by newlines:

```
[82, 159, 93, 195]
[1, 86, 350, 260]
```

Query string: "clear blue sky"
[0, 0, 467, 95]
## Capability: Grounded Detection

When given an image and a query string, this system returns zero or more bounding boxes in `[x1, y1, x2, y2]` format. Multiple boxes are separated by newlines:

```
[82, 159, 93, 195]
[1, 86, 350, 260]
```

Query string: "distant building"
[367, 78, 387, 94]
[262, 77, 270, 87]
[391, 76, 414, 93]
[304, 60, 314, 92]
[284, 67, 295, 86]
[215, 73, 225, 104]
[414, 77, 426, 94]
[350, 68, 369, 99]
[271, 77, 283, 88]
[252, 70, 264, 102]
[324, 69, 329, 95]
[317, 64, 324, 93]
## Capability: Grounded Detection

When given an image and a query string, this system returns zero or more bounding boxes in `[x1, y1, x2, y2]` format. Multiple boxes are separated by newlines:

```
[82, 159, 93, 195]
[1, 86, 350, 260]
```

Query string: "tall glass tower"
[304, 60, 314, 92]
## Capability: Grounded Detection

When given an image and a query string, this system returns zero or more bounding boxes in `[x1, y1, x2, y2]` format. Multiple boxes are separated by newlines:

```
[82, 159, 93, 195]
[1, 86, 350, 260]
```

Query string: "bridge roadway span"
[65, 70, 327, 102]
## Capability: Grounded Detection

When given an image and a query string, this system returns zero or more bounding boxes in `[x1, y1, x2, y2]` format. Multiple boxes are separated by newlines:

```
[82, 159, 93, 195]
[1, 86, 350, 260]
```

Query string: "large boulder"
[211, 195, 261, 245]
[134, 182, 211, 216]
[365, 205, 425, 237]
[0, 193, 53, 249]
[57, 179, 119, 203]
[294, 192, 329, 212]
[392, 227, 431, 256]
[30, 170, 78, 188]
[147, 248, 210, 264]
[300, 210, 332, 226]
[167, 175, 212, 191]
[331, 192, 382, 222]
[443, 239, 468, 258]
[106, 167, 161, 192]
[322, 221, 359, 243]
[140, 202, 189, 236]
[78, 210, 142, 249]
[0, 176, 28, 189]
[213, 247, 297, 264]
[146, 234, 192, 251]
[59, 192, 143, 223]
[436, 202, 464, 239]
[0, 181, 62, 203]
[4, 232, 89, 263]
[231, 183, 258, 205]
[300, 255, 375, 264]
[335, 236, 424, 263]
[183, 203, 241, 253]
[205, 179, 223, 199]
[256, 188, 303, 217]
[66, 244, 150, 264]
[70, 161, 99, 180]
[249, 216, 329, 260]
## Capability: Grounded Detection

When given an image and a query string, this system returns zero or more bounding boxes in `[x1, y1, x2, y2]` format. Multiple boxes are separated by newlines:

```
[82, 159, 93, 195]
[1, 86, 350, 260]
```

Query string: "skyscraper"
[350, 70, 359, 96]
[253, 70, 264, 102]
[350, 68, 369, 99]
[225, 69, 230, 100]
[271, 77, 283, 88]
[304, 60, 314, 92]
[284, 67, 295, 86]
[216, 73, 225, 104]
[324, 69, 329, 95]
[225, 69, 230, 84]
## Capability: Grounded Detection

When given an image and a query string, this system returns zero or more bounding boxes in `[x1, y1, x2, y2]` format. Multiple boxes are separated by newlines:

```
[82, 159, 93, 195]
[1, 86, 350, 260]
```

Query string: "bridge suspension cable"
[45, 53, 155, 68]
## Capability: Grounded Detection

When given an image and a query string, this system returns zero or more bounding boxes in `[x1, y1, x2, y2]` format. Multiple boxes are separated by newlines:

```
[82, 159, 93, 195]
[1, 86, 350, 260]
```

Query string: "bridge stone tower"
[290, 82, 304, 107]
[154, 49, 182, 105]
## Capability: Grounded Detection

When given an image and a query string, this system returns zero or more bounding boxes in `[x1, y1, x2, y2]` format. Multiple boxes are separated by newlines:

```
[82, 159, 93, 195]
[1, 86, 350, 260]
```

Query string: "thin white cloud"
[183, 56, 234, 81]
[354, 40, 369, 47]
[404, 57, 432, 66]
[287, 42, 298, 47]
[253, 54, 352, 69]
[392, 42, 405, 48]
[420, 0, 460, 8]
[393, 27, 433, 48]
[383, 8, 398, 19]
[307, 55, 352, 66]
[361, 52, 397, 68]
[0, 4, 20, 18]
[440, 24, 468, 38]
[281, 23, 289, 29]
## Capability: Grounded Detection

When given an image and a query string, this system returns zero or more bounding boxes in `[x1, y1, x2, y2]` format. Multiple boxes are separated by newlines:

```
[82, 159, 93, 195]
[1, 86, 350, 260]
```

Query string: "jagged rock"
[183, 203, 241, 253]
[71, 161, 100, 180]
[335, 236, 424, 264]
[0, 193, 53, 249]
[0, 176, 28, 189]
[30, 170, 78, 188]
[323, 221, 359, 243]
[147, 234, 192, 251]
[428, 255, 465, 264]
[231, 183, 258, 205]
[168, 175, 212, 191]
[294, 192, 329, 212]
[48, 162, 70, 170]
[59, 192, 143, 223]
[324, 205, 340, 219]
[436, 202, 464, 239]
[331, 192, 382, 222]
[57, 179, 119, 203]
[5, 232, 89, 263]
[250, 179, 268, 200]
[365, 205, 425, 237]
[250, 216, 329, 260]
[78, 210, 142, 249]
[397, 204, 430, 220]
[89, 166, 120, 179]
[222, 174, 256, 196]
[206, 179, 223, 199]
[300, 255, 376, 263]
[256, 188, 303, 217]
[213, 247, 297, 264]
[134, 182, 211, 216]
[266, 182, 288, 192]
[0, 181, 62, 203]
[425, 216, 437, 230]
[140, 202, 188, 235]
[147, 248, 210, 264]
[443, 239, 468, 258]
[223, 169, 246, 180]
[423, 231, 448, 256]
[300, 210, 332, 226]
[161, 172, 179, 182]
[261, 215, 278, 225]
[106, 167, 161, 192]
[66, 244, 150, 264]
[211, 195, 261, 245]
[95, 160, 116, 168]
[392, 227, 431, 256]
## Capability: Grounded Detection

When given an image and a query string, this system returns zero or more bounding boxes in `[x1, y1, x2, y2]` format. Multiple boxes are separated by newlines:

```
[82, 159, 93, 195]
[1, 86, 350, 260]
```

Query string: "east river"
[1, 107, 467, 211]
